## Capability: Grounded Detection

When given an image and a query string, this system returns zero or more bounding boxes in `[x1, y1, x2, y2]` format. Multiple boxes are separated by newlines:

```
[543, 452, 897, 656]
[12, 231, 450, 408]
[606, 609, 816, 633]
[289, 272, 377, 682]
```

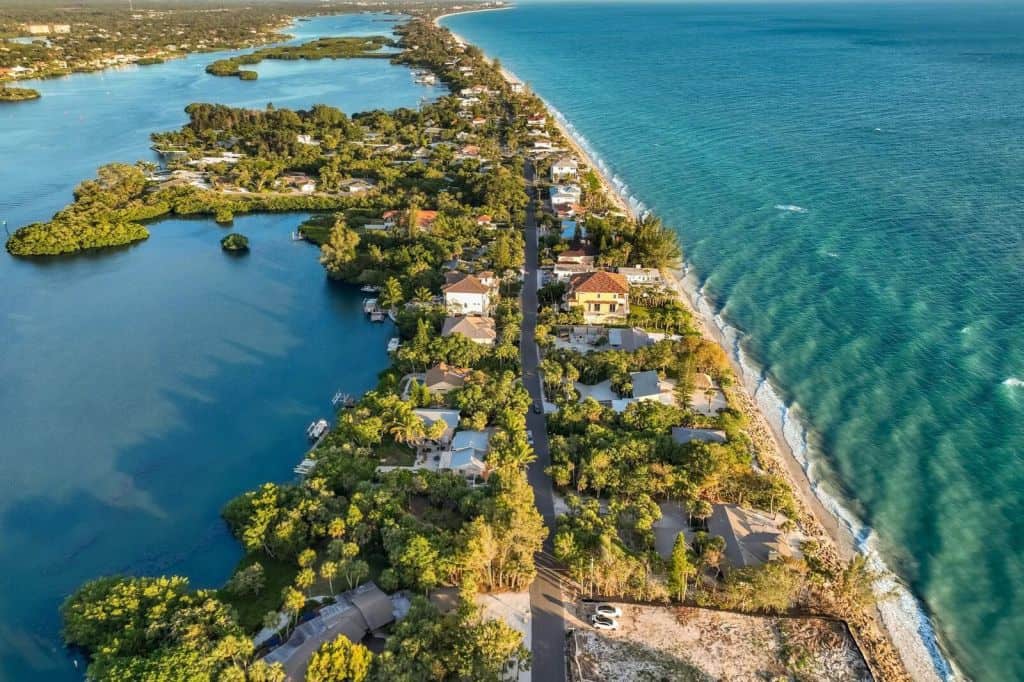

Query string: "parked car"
[595, 604, 622, 619]
[591, 614, 619, 630]
[526, 429, 534, 445]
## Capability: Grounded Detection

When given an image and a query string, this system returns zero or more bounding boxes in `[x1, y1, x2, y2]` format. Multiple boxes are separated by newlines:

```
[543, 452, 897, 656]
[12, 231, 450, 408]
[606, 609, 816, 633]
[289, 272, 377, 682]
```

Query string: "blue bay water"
[444, 3, 1024, 680]
[0, 13, 420, 679]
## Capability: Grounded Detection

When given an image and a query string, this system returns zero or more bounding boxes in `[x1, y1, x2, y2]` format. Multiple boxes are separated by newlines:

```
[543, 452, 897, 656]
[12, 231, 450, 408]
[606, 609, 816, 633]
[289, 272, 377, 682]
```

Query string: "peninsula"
[50, 7, 910, 682]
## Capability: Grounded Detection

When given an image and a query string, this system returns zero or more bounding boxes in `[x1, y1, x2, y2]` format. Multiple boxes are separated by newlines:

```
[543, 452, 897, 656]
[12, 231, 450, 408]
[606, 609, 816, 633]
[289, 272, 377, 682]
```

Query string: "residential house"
[533, 140, 553, 152]
[340, 178, 375, 194]
[412, 408, 461, 448]
[424, 363, 471, 394]
[442, 273, 494, 315]
[549, 184, 582, 210]
[527, 114, 546, 127]
[617, 266, 663, 286]
[671, 428, 728, 445]
[280, 172, 316, 194]
[476, 214, 494, 228]
[382, 209, 439, 231]
[261, 582, 396, 668]
[296, 134, 320, 145]
[552, 261, 594, 282]
[550, 157, 579, 182]
[442, 315, 497, 346]
[566, 270, 630, 324]
[707, 504, 796, 570]
[558, 245, 597, 266]
[509, 81, 525, 94]
[443, 429, 493, 482]
[630, 370, 664, 402]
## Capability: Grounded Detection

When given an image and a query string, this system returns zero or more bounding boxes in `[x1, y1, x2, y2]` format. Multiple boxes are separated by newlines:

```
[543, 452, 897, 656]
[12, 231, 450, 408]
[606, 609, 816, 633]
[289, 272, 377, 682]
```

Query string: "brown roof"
[443, 274, 490, 295]
[442, 315, 496, 340]
[561, 245, 598, 259]
[424, 363, 470, 390]
[569, 270, 630, 295]
[382, 209, 439, 228]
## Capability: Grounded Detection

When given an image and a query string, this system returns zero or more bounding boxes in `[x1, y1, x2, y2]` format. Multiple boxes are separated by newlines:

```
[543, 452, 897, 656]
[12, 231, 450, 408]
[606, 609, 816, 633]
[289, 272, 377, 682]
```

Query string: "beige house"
[424, 363, 470, 394]
[566, 270, 630, 324]
[442, 315, 497, 346]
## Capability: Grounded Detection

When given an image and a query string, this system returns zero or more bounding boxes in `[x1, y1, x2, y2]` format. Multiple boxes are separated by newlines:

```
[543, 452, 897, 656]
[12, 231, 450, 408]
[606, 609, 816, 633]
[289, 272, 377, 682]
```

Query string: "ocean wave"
[1003, 377, 1024, 388]
[685, 274, 957, 681]
[774, 204, 809, 213]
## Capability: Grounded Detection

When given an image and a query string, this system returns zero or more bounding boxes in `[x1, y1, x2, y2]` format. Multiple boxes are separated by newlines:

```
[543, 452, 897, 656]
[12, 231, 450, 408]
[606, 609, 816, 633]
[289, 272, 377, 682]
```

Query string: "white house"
[617, 266, 662, 286]
[550, 157, 579, 182]
[549, 184, 582, 209]
[442, 274, 493, 315]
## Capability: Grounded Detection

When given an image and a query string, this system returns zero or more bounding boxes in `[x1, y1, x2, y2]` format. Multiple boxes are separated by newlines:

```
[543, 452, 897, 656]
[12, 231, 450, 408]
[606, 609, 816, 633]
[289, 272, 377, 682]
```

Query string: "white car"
[526, 429, 534, 444]
[594, 603, 622, 619]
[591, 614, 619, 630]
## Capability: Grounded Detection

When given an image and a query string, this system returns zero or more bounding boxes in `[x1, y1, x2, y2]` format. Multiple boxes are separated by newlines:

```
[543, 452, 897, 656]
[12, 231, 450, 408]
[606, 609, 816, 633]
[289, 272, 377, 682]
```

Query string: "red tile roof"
[569, 270, 630, 295]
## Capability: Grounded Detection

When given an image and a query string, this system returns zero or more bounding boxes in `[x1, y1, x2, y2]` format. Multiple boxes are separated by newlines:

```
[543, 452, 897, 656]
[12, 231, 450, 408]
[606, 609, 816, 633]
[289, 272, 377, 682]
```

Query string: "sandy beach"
[437, 9, 945, 681]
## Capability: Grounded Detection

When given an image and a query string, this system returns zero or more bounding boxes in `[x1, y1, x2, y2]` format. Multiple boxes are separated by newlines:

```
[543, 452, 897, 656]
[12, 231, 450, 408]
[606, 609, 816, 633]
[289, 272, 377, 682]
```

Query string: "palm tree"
[389, 411, 425, 445]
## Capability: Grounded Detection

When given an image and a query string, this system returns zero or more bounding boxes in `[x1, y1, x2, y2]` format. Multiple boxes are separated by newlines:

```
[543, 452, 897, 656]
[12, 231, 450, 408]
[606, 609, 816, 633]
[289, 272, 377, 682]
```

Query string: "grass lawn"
[219, 553, 299, 633]
[377, 441, 415, 466]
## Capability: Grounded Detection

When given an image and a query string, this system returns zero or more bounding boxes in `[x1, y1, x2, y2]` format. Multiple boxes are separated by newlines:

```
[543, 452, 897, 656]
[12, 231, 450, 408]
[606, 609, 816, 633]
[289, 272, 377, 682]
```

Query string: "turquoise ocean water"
[0, 14, 426, 679]
[444, 3, 1024, 680]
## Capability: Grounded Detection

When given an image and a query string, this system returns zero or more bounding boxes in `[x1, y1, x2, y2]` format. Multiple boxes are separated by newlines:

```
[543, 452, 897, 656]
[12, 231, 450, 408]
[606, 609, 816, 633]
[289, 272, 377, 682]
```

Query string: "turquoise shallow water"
[0, 14, 418, 679]
[445, 3, 1024, 680]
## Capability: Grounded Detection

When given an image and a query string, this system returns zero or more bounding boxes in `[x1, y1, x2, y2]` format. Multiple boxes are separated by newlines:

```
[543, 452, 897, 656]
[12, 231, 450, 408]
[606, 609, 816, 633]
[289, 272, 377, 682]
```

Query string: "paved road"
[520, 160, 570, 682]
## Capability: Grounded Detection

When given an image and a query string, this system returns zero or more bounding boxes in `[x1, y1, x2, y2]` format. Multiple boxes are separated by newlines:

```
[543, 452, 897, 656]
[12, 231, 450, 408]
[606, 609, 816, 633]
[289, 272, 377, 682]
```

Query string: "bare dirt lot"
[570, 603, 871, 682]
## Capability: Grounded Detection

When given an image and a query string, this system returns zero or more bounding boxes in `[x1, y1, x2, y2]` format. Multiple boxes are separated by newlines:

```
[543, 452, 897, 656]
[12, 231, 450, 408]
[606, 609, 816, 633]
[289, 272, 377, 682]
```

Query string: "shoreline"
[438, 10, 951, 682]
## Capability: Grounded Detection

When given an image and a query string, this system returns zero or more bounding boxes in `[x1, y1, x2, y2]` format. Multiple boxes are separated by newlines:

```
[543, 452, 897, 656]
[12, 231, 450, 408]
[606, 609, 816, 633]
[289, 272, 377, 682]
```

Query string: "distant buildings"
[566, 270, 630, 324]
[24, 23, 71, 35]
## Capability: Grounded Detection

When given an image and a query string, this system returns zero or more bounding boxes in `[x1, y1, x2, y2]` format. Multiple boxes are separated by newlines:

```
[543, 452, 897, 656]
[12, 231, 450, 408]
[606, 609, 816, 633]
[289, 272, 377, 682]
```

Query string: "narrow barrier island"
[46, 11, 910, 682]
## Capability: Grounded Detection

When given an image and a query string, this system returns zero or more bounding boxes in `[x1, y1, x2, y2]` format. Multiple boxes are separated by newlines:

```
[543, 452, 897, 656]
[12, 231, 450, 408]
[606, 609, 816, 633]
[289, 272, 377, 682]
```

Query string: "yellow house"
[566, 271, 630, 324]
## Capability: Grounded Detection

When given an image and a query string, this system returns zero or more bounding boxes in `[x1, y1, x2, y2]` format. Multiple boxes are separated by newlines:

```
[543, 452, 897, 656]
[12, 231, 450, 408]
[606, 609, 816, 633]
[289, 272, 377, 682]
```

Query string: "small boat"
[360, 284, 379, 293]
[332, 391, 356, 409]
[290, 231, 305, 241]
[387, 337, 400, 352]
[370, 311, 386, 322]
[306, 419, 330, 441]
[362, 297, 378, 314]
